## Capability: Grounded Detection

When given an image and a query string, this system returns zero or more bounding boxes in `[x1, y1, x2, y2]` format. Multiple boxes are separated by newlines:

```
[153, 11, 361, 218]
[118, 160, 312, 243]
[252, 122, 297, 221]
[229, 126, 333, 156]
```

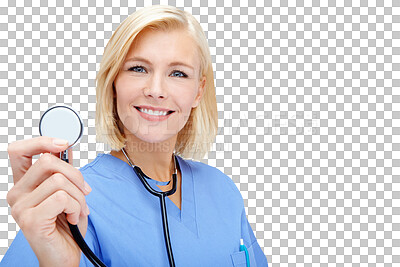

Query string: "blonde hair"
[95, 5, 218, 161]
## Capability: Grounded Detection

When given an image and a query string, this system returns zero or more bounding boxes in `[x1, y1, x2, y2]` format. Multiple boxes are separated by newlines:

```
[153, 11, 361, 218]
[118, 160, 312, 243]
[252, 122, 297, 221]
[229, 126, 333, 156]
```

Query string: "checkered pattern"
[1, 0, 399, 266]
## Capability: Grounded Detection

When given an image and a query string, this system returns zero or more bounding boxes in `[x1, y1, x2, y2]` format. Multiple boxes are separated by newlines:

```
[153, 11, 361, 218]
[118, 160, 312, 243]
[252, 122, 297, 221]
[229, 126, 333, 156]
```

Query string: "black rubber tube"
[62, 152, 107, 267]
[62, 152, 177, 267]
[160, 195, 176, 267]
[68, 223, 107, 267]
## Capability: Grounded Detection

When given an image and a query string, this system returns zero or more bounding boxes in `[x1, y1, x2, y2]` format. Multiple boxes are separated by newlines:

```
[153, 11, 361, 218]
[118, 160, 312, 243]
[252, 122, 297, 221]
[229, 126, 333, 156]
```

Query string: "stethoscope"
[121, 147, 178, 267]
[39, 104, 177, 267]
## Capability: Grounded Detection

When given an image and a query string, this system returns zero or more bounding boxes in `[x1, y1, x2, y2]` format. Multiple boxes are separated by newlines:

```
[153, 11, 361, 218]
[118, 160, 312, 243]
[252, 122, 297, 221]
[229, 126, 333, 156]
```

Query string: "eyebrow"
[124, 56, 195, 71]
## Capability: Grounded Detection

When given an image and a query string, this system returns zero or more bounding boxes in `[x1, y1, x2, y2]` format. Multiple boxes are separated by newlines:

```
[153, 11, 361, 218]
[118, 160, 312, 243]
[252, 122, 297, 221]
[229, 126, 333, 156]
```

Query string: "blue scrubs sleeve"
[241, 207, 269, 267]
[0, 230, 39, 266]
[1, 218, 100, 267]
[79, 217, 102, 267]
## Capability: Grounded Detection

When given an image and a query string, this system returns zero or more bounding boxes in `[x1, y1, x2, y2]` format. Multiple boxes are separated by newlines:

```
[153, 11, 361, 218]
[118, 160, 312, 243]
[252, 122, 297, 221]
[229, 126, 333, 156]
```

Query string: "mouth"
[134, 106, 175, 116]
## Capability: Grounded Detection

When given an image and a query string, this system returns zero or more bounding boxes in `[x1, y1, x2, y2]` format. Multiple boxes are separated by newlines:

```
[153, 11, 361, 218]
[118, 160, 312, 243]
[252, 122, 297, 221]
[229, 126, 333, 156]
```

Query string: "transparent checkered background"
[1, 0, 399, 266]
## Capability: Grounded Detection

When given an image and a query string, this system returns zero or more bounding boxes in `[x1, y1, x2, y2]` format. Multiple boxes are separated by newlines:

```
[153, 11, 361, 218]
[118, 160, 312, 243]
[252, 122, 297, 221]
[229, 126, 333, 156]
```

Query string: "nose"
[144, 72, 167, 99]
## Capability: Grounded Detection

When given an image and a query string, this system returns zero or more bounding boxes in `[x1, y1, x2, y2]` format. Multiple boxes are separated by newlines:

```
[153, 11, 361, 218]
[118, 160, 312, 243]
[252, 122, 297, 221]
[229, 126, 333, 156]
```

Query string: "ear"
[192, 76, 206, 108]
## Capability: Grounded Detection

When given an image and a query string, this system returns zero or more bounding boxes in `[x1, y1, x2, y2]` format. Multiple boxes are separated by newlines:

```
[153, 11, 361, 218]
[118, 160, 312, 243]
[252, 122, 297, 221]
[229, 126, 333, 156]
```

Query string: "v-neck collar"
[96, 153, 199, 238]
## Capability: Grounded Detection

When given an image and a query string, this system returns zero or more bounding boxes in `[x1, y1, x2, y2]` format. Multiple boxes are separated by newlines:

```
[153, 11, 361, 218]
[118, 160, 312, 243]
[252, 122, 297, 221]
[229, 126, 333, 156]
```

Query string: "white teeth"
[139, 108, 168, 116]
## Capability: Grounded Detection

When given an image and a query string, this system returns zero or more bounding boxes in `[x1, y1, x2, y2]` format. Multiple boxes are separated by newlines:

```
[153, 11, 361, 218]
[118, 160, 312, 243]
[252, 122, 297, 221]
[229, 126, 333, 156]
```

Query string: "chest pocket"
[230, 240, 257, 266]
[230, 250, 248, 266]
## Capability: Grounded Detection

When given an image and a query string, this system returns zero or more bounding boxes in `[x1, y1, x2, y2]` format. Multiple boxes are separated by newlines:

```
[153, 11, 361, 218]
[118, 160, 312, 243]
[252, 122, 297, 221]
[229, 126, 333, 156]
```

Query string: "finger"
[14, 153, 90, 198]
[8, 136, 69, 183]
[67, 148, 73, 166]
[10, 173, 89, 217]
[33, 190, 82, 225]
[50, 151, 62, 159]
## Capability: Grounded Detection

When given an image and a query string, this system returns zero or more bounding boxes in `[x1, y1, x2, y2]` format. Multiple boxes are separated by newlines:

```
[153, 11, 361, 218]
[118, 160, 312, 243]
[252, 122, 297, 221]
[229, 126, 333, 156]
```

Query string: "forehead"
[126, 28, 200, 66]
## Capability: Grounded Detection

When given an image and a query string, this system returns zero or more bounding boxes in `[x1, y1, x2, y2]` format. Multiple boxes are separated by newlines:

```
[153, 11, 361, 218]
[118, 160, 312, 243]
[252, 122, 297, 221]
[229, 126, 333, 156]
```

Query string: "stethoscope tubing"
[132, 160, 177, 267]
[159, 191, 175, 267]
[68, 223, 107, 267]
[40, 105, 177, 266]
[61, 151, 178, 267]
[61, 151, 107, 267]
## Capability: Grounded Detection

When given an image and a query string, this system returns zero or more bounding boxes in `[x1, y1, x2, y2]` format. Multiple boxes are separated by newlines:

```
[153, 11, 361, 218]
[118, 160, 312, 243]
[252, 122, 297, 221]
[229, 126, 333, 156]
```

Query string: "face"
[113, 28, 206, 145]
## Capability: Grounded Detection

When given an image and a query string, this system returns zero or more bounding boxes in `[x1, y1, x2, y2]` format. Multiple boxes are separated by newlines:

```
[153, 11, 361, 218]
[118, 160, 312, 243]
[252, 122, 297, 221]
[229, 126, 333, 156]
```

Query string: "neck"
[111, 135, 177, 182]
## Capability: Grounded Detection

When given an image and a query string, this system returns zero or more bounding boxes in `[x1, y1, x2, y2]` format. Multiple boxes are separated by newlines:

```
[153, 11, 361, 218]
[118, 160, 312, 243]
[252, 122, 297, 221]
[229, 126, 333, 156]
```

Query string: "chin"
[136, 132, 177, 144]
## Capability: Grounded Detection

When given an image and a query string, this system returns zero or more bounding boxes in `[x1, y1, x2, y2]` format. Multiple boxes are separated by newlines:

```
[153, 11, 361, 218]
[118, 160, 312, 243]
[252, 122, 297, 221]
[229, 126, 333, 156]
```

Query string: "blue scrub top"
[1, 153, 268, 266]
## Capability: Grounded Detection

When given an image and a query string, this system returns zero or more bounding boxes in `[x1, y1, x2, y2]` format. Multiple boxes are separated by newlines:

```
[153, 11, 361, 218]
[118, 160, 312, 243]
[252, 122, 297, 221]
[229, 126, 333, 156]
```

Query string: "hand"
[6, 136, 92, 267]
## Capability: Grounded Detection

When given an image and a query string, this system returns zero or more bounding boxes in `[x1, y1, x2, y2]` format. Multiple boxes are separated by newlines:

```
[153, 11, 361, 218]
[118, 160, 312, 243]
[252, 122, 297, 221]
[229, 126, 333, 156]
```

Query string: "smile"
[134, 106, 175, 122]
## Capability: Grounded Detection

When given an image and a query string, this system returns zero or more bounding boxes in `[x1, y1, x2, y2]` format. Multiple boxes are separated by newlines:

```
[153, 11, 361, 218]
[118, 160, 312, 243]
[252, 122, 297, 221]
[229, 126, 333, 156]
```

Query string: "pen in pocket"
[240, 238, 250, 267]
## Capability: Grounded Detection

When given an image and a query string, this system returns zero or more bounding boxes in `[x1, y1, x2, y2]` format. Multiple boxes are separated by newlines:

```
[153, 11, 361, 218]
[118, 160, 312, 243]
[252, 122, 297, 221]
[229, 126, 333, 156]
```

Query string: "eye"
[170, 70, 188, 78]
[128, 65, 146, 73]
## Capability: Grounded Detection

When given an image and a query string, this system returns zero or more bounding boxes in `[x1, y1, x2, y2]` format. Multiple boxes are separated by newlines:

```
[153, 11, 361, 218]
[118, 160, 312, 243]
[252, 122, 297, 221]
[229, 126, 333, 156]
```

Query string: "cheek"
[114, 76, 142, 105]
[114, 76, 130, 99]
[172, 83, 201, 109]
[115, 99, 140, 134]
[173, 95, 195, 117]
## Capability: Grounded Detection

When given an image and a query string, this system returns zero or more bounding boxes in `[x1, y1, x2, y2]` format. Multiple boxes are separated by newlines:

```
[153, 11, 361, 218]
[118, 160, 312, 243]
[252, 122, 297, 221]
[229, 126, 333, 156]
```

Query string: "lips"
[134, 106, 175, 122]
[134, 106, 174, 115]
[134, 105, 174, 113]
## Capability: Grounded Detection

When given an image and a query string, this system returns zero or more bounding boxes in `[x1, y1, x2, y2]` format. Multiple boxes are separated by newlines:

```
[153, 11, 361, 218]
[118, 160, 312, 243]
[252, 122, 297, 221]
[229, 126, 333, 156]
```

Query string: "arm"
[218, 167, 269, 266]
[1, 217, 100, 267]
[0, 230, 39, 266]
[241, 207, 269, 267]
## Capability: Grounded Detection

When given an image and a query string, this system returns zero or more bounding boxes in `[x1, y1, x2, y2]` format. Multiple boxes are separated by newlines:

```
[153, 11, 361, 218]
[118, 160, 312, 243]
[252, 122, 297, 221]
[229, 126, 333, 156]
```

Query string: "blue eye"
[128, 65, 146, 72]
[127, 65, 187, 78]
[171, 70, 188, 78]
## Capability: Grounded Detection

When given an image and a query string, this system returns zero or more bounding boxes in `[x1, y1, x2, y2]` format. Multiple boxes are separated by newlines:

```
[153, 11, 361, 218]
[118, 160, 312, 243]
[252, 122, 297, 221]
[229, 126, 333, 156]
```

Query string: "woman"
[2, 5, 268, 266]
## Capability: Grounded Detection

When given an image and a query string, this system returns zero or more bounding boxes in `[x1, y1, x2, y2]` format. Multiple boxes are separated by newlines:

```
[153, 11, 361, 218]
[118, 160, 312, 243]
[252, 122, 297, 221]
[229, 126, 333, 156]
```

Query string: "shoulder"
[77, 153, 121, 191]
[182, 157, 244, 204]
[78, 153, 105, 174]
[78, 153, 121, 181]
[186, 159, 239, 191]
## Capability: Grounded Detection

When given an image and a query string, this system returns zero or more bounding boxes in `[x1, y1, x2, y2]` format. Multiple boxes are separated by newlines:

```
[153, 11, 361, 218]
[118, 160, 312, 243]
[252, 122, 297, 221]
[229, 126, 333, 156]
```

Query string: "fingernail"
[53, 138, 68, 146]
[86, 204, 90, 215]
[84, 181, 92, 193]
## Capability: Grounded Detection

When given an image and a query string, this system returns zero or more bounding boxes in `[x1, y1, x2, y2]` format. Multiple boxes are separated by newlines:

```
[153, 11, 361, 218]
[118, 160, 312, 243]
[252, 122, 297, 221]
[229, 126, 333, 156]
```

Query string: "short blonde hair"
[95, 5, 218, 161]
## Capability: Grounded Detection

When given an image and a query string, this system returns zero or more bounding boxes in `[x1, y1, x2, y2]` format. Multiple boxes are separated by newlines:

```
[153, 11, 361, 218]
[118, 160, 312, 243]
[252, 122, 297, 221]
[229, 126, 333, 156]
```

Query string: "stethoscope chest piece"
[38, 105, 106, 267]
[39, 104, 83, 148]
